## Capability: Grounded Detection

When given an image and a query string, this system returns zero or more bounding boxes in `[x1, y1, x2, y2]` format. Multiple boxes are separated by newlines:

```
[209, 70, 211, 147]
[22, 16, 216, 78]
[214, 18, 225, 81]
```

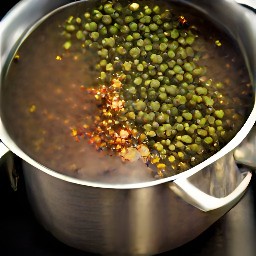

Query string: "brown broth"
[1, 0, 252, 184]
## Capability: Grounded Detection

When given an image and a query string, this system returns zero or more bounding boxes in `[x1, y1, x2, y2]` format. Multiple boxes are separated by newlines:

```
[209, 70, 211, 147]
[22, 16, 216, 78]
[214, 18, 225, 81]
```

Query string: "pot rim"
[0, 0, 256, 189]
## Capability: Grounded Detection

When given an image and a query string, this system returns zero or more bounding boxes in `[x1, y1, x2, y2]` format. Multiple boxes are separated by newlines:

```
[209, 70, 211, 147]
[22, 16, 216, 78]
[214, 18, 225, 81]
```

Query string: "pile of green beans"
[62, 0, 242, 177]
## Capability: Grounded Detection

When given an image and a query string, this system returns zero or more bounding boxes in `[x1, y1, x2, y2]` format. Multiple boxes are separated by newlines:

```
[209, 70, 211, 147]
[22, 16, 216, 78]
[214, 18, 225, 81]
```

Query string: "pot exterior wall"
[23, 161, 233, 255]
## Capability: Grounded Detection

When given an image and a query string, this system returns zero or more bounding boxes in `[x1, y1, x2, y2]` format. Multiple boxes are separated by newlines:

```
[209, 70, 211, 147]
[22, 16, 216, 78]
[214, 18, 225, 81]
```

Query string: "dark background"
[1, 1, 256, 256]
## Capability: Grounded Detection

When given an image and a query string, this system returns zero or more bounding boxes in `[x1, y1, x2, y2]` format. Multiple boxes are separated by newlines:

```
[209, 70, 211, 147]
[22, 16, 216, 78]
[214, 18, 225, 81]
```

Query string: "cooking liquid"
[1, 0, 253, 185]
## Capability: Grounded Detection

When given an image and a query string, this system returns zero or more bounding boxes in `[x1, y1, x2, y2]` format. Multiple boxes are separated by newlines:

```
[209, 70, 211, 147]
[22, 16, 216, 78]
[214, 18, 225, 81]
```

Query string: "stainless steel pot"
[0, 0, 255, 255]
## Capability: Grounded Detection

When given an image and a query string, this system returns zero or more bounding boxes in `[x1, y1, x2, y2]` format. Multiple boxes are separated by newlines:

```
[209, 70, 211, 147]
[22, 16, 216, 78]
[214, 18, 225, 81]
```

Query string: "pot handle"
[235, 0, 256, 10]
[169, 168, 252, 212]
[0, 142, 18, 191]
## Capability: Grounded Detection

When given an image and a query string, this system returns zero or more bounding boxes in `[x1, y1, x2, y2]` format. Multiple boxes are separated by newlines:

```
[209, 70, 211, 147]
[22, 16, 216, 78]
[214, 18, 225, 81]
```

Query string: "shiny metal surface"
[0, 0, 255, 254]
[22, 159, 248, 255]
[170, 153, 252, 211]
[235, 0, 256, 9]
[0, 161, 256, 256]
[235, 126, 256, 169]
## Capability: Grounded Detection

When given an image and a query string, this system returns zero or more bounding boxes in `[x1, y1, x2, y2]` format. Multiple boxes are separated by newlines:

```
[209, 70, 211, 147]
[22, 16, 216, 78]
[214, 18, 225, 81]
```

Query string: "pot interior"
[0, 0, 255, 187]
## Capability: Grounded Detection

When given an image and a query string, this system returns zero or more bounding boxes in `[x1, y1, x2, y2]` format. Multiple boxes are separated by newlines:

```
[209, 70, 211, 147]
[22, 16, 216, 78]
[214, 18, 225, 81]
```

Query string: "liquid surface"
[1, 0, 252, 184]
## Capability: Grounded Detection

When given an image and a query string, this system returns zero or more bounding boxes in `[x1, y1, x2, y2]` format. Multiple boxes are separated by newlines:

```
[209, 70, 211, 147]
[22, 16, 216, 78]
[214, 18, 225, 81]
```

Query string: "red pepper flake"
[178, 15, 189, 28]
